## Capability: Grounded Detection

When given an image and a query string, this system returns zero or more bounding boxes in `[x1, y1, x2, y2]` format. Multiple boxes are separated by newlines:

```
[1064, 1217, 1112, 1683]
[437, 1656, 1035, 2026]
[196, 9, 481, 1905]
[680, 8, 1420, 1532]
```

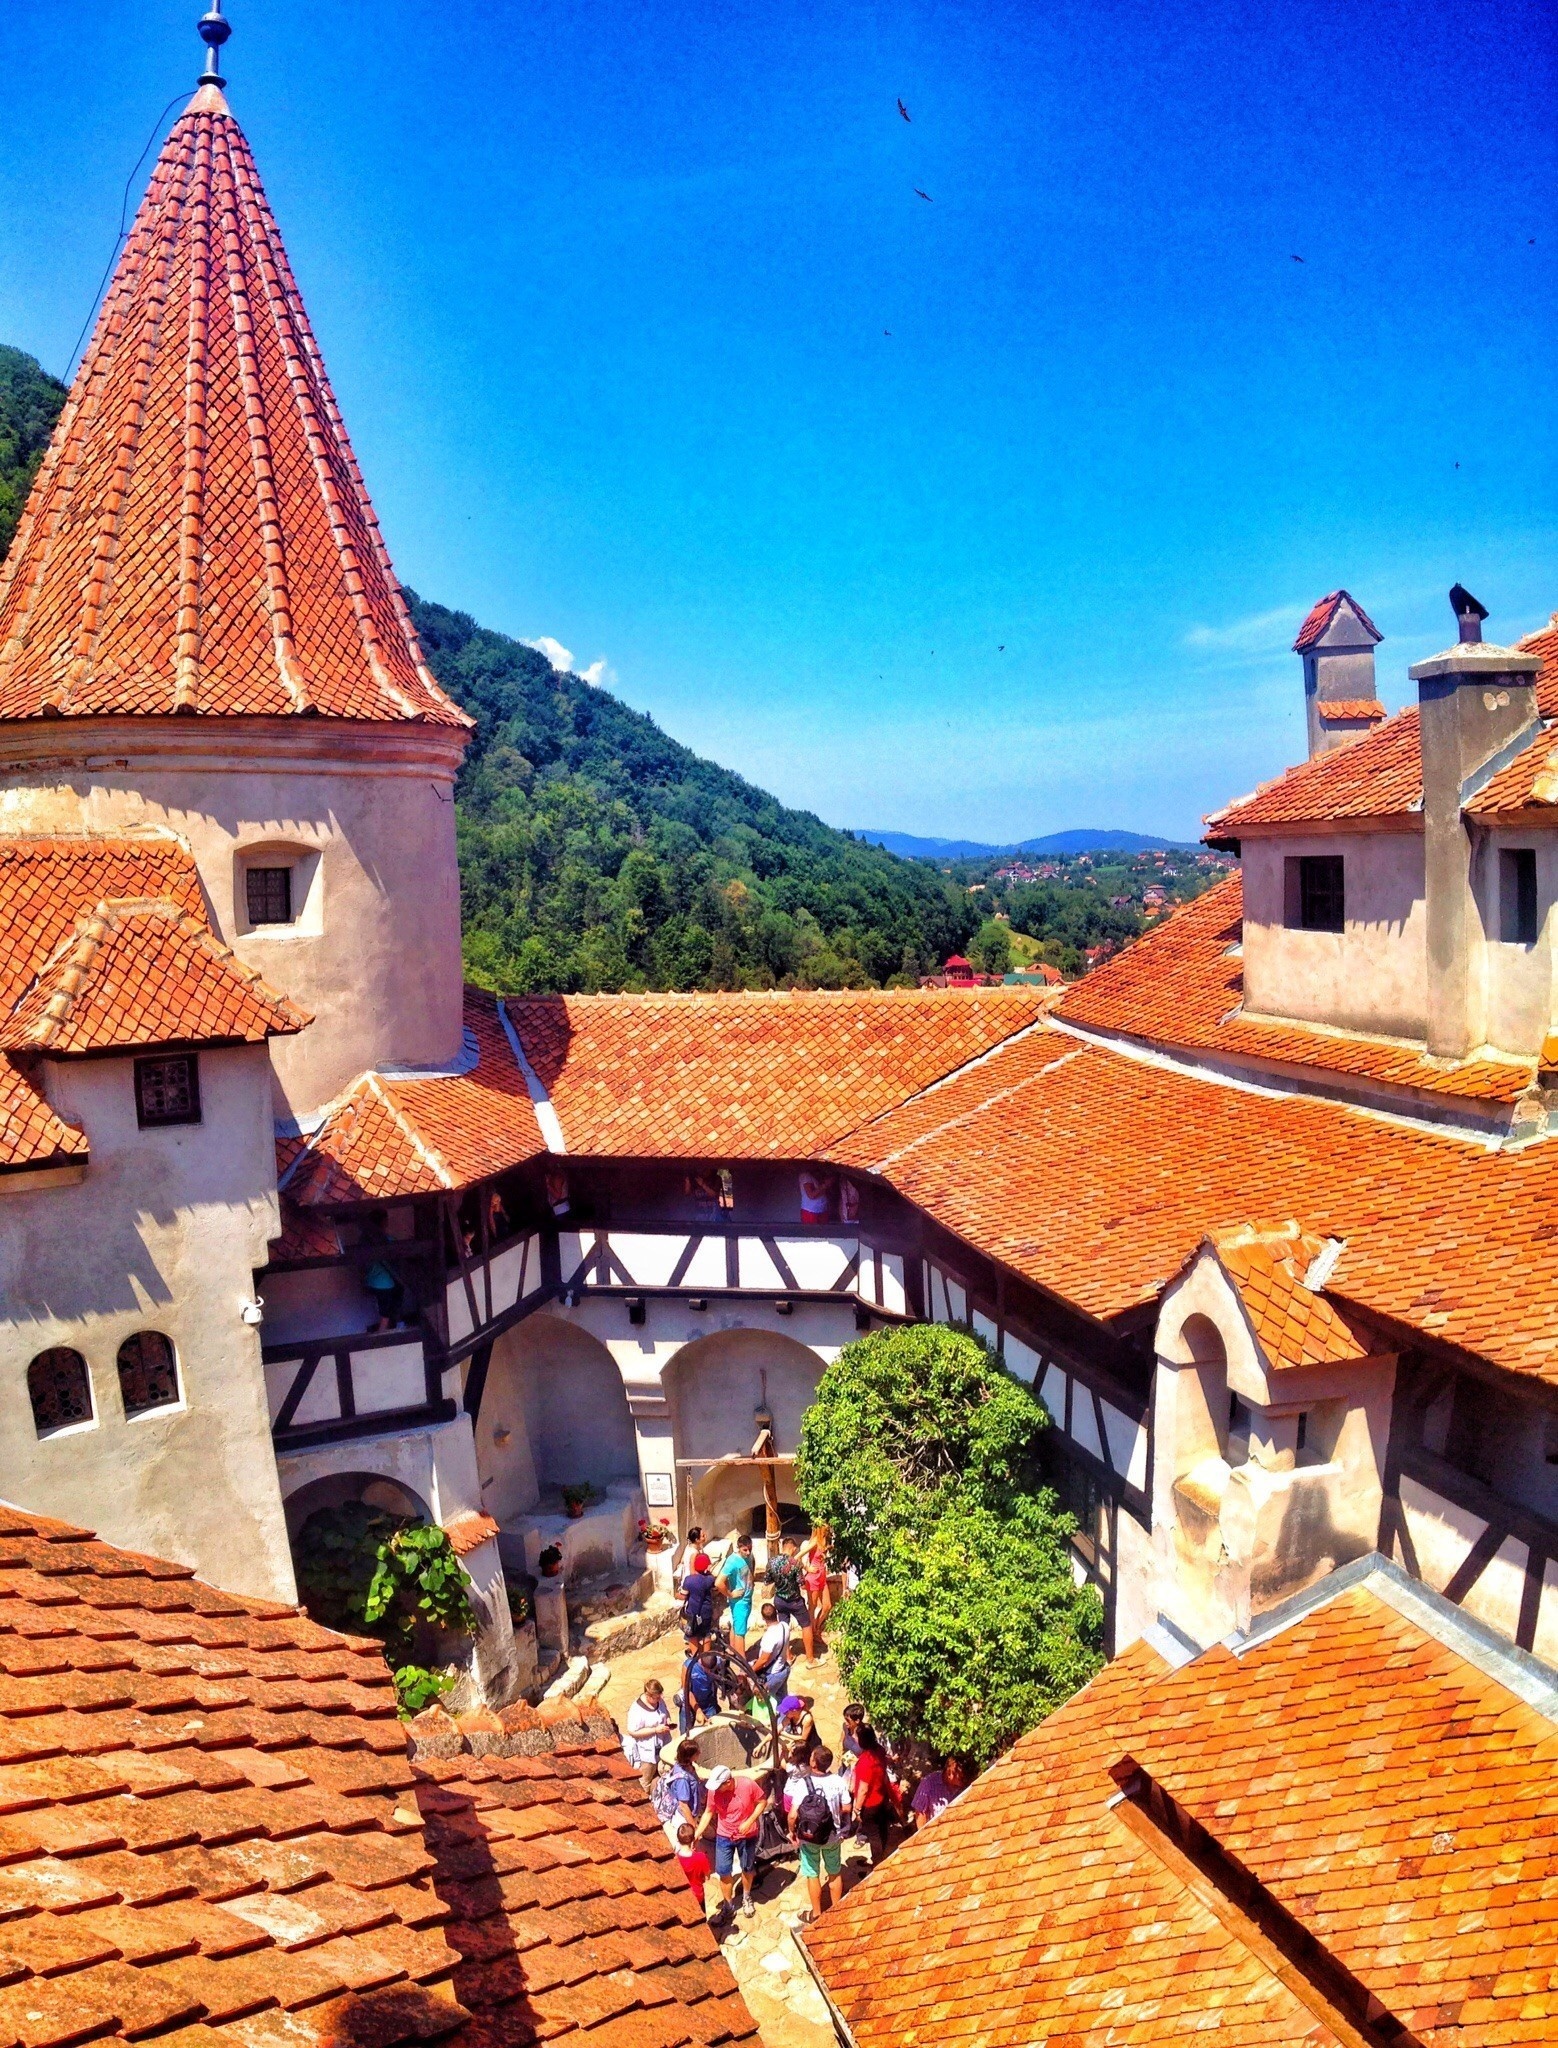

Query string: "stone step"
[541, 1654, 591, 1701]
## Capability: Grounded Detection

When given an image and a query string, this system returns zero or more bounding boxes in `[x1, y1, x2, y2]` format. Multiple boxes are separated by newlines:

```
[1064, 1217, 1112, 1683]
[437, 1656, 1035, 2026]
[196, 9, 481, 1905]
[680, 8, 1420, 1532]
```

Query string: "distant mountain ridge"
[855, 828, 1197, 860]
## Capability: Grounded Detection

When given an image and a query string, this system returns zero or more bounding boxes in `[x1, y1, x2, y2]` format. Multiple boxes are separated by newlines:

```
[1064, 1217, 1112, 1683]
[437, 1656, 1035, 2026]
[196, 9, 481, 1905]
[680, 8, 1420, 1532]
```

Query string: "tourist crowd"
[619, 1523, 972, 1931]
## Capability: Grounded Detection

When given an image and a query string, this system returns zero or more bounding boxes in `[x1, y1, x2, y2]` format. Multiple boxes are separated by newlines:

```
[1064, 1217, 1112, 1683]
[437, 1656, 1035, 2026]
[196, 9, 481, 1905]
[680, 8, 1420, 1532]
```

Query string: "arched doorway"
[664, 1327, 828, 1539]
[282, 1470, 431, 1543]
[480, 1313, 639, 1522]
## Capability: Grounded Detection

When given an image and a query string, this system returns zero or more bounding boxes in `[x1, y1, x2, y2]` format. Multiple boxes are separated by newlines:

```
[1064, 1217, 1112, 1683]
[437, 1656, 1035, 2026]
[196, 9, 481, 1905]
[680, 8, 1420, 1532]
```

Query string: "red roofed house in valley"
[4, 29, 1558, 2019]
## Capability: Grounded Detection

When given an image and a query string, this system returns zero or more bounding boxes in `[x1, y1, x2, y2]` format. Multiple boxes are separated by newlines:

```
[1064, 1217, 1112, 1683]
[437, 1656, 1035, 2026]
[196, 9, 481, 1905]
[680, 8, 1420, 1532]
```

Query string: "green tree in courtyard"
[796, 1324, 1101, 1763]
[830, 1494, 1103, 1765]
[794, 1324, 1049, 1574]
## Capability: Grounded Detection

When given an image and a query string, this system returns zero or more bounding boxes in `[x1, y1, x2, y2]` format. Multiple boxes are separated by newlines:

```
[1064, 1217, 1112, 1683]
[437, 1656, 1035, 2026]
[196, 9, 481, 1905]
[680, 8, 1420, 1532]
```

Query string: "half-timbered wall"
[1383, 1355, 1558, 1665]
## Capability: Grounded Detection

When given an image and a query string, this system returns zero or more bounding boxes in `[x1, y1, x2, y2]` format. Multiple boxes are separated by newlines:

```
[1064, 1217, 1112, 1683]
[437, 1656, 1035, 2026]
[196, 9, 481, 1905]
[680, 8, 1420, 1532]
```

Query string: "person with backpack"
[653, 1737, 707, 1849]
[788, 1744, 852, 1922]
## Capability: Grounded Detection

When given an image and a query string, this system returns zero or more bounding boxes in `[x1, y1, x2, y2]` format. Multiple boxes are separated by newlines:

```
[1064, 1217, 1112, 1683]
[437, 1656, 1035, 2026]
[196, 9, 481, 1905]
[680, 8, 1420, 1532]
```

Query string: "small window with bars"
[135, 1053, 201, 1129]
[116, 1332, 180, 1418]
[27, 1349, 94, 1437]
[1284, 854, 1345, 933]
[245, 865, 294, 926]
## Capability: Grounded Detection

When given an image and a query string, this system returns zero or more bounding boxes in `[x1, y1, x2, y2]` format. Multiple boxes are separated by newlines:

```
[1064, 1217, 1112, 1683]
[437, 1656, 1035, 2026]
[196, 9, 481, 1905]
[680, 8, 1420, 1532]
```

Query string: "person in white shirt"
[750, 1602, 792, 1701]
[622, 1678, 672, 1791]
[787, 1744, 852, 1920]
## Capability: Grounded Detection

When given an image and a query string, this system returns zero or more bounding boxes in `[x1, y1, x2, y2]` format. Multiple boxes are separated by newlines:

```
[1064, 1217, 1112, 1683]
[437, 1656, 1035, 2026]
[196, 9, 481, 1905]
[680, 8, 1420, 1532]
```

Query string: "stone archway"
[663, 1327, 828, 1539]
[281, 1469, 431, 1543]
[479, 1312, 639, 1523]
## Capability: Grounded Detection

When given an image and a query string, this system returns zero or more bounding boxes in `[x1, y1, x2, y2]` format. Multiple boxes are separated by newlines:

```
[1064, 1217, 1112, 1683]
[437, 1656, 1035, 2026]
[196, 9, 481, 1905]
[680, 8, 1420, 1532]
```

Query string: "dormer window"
[1499, 849, 1538, 946]
[1285, 854, 1345, 933]
[246, 865, 293, 926]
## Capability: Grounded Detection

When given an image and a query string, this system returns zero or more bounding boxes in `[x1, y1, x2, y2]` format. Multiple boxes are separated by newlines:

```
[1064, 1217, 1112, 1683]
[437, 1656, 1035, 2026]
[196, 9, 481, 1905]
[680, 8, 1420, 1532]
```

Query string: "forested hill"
[0, 348, 67, 563]
[409, 596, 975, 991]
[0, 352, 972, 991]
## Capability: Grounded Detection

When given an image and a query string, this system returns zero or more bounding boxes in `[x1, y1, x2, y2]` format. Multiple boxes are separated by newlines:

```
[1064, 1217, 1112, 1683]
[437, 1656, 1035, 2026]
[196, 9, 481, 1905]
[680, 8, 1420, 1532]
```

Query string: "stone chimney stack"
[1410, 585, 1542, 1058]
[1294, 591, 1385, 758]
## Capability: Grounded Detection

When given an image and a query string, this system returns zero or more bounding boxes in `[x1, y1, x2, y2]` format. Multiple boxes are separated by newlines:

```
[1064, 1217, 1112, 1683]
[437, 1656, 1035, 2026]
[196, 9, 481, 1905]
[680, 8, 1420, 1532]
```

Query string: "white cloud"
[523, 637, 613, 689]
[1181, 605, 1297, 655]
[524, 635, 574, 671]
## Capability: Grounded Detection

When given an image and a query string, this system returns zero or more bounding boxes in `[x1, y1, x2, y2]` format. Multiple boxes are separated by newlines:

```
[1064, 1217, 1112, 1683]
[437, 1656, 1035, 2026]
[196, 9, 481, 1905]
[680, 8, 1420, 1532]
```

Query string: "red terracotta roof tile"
[440, 1518, 500, 1562]
[0, 1060, 86, 1174]
[805, 1577, 1558, 2046]
[1057, 872, 1536, 1104]
[1293, 589, 1381, 652]
[1316, 696, 1385, 722]
[828, 1013, 1558, 1383]
[281, 994, 545, 1207]
[1, 898, 307, 1055]
[1206, 1224, 1373, 1369]
[0, 839, 205, 1015]
[282, 987, 1048, 1206]
[0, 1507, 757, 2046]
[506, 987, 1051, 1160]
[1212, 630, 1558, 832]
[0, 91, 468, 731]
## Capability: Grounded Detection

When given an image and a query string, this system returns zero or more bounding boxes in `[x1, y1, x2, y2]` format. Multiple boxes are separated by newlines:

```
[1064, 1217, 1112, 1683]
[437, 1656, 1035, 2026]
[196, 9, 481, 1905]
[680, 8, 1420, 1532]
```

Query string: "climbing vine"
[294, 1503, 477, 1715]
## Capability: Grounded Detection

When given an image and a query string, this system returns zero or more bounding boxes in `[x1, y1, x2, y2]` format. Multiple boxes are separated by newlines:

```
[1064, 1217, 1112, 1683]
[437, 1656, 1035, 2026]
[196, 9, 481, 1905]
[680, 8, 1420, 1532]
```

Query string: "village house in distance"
[0, 10, 1554, 2044]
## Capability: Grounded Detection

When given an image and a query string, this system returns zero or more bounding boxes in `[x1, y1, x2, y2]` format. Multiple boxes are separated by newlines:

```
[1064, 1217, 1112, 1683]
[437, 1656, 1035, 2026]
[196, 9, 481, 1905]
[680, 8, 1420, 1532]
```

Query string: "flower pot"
[565, 1501, 585, 1519]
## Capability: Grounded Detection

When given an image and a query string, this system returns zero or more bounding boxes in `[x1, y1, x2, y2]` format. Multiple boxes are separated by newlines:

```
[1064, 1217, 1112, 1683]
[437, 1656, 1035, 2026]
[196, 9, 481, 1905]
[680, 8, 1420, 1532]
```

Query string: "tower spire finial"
[197, 2, 231, 89]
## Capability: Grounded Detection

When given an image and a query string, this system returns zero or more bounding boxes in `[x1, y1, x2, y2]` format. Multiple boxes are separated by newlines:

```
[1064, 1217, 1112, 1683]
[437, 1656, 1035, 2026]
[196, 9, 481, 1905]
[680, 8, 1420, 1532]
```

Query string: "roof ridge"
[840, 1033, 1086, 1172]
[4, 892, 310, 1052]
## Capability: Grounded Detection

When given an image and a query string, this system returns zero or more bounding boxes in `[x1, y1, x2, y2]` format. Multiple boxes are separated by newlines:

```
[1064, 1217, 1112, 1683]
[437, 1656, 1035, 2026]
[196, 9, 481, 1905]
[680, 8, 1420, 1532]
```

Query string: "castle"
[3, 30, 1557, 1705]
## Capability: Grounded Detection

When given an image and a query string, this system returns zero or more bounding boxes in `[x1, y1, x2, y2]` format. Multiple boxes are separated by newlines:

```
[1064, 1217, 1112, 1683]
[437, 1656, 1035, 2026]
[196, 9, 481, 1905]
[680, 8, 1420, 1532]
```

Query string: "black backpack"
[795, 1774, 835, 1846]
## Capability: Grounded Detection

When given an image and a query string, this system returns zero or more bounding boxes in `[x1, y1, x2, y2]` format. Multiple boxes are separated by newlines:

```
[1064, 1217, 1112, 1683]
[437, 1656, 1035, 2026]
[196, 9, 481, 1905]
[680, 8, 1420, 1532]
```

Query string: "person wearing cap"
[698, 1765, 766, 1923]
[681, 1551, 717, 1642]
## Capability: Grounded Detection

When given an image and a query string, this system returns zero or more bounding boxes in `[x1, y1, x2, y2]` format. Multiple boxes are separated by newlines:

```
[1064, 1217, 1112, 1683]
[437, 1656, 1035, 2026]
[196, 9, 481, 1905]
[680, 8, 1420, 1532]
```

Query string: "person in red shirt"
[699, 1764, 767, 1921]
[675, 1820, 712, 1908]
[848, 1724, 895, 1865]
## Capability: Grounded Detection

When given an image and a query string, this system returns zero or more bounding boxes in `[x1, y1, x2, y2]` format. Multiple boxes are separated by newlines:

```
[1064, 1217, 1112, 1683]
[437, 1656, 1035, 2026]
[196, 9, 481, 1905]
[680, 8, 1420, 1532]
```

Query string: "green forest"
[0, 345, 1217, 993]
[410, 597, 978, 991]
[0, 347, 67, 563]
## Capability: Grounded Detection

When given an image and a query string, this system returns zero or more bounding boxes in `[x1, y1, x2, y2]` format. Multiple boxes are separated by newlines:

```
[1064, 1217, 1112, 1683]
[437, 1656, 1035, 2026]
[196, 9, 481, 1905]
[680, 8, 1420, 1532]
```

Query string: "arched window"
[27, 1350, 93, 1437]
[116, 1333, 180, 1418]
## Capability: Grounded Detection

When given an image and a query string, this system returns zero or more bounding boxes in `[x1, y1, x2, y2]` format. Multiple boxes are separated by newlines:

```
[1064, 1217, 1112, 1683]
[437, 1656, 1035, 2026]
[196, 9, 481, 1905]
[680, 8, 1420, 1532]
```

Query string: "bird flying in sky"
[898, 98, 911, 121]
[1290, 253, 1305, 262]
[915, 188, 933, 202]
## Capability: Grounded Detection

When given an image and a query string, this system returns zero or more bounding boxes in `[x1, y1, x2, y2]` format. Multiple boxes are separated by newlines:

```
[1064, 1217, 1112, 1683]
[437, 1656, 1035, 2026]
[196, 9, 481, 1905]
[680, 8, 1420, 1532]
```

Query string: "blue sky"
[1, 1, 1553, 842]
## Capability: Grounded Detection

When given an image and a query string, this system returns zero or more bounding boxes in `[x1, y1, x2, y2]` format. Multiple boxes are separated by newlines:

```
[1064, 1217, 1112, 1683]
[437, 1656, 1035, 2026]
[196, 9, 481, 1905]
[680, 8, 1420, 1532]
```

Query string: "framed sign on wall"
[644, 1472, 674, 1506]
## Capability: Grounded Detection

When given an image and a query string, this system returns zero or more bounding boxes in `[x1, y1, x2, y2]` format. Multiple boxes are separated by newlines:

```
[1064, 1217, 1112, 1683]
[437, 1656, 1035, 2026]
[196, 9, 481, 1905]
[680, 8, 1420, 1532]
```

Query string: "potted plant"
[537, 1544, 563, 1578]
[561, 1482, 596, 1519]
[638, 1516, 674, 1552]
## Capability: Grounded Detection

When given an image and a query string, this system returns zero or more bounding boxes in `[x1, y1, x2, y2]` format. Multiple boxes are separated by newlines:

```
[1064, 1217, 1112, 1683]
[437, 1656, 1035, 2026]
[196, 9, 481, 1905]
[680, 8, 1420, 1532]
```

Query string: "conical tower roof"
[0, 86, 468, 726]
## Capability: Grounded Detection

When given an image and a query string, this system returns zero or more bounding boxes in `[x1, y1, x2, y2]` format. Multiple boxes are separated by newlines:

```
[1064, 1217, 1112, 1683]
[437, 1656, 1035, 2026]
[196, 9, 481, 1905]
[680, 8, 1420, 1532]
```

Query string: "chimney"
[1293, 591, 1385, 758]
[1410, 585, 1542, 1058]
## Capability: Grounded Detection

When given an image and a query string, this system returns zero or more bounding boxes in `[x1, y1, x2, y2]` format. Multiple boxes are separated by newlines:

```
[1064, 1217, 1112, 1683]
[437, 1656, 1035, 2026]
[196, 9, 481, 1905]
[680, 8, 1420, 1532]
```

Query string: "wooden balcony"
[263, 1326, 455, 1451]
